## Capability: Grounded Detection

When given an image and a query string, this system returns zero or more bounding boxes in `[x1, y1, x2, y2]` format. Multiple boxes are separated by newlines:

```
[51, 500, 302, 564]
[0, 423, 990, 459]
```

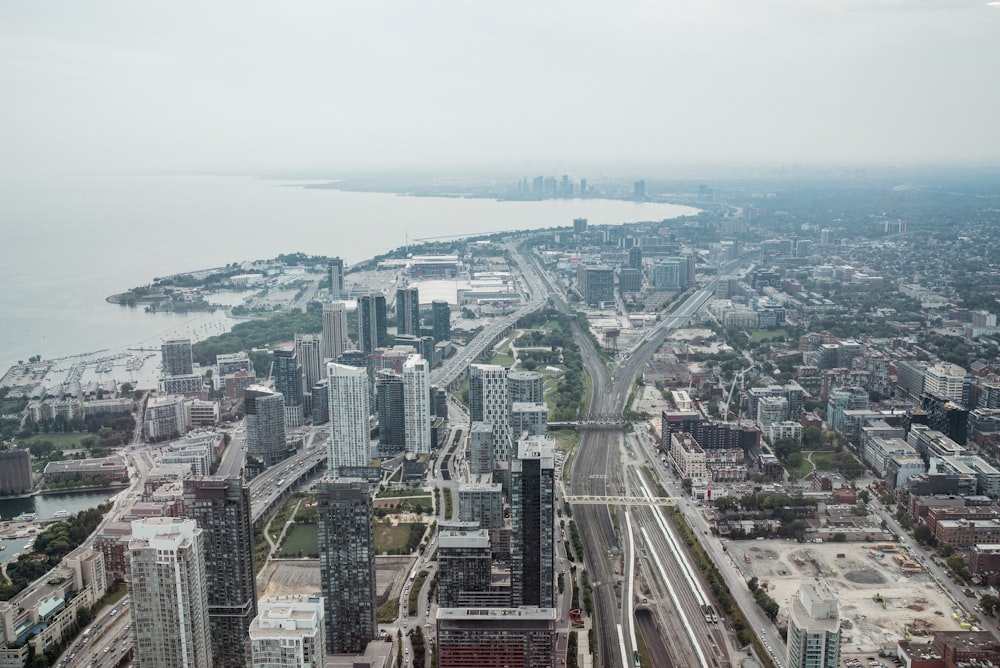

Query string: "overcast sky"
[1, 1, 998, 178]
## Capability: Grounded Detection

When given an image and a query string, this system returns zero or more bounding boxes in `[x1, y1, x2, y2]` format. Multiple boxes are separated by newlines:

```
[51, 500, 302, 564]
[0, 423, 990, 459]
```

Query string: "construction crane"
[724, 363, 757, 424]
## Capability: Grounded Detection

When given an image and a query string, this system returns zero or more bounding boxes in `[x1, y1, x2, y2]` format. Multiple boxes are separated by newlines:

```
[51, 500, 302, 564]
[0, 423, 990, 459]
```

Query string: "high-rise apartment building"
[328, 257, 345, 300]
[182, 476, 257, 668]
[358, 294, 387, 353]
[457, 482, 504, 530]
[128, 518, 213, 668]
[249, 596, 326, 668]
[438, 528, 492, 607]
[432, 385, 448, 419]
[403, 354, 431, 455]
[469, 364, 511, 462]
[432, 300, 451, 342]
[396, 286, 421, 336]
[316, 478, 376, 655]
[327, 363, 371, 474]
[437, 607, 557, 668]
[619, 267, 642, 292]
[508, 370, 544, 405]
[311, 380, 329, 424]
[395, 333, 436, 365]
[578, 265, 615, 305]
[650, 259, 684, 289]
[217, 351, 252, 376]
[786, 579, 841, 668]
[321, 301, 349, 362]
[628, 246, 643, 270]
[924, 362, 971, 404]
[295, 334, 323, 394]
[826, 386, 869, 433]
[468, 421, 495, 474]
[376, 369, 405, 455]
[245, 385, 286, 466]
[0, 449, 33, 494]
[511, 436, 556, 608]
[511, 402, 548, 438]
[273, 348, 304, 428]
[161, 338, 194, 376]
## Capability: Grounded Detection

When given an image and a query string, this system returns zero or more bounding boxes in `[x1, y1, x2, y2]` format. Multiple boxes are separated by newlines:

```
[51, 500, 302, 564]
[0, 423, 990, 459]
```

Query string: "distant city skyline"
[1, 2, 998, 182]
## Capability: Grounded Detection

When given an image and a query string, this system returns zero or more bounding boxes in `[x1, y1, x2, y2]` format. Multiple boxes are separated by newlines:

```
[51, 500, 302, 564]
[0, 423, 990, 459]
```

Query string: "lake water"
[0, 174, 698, 372]
[0, 488, 122, 563]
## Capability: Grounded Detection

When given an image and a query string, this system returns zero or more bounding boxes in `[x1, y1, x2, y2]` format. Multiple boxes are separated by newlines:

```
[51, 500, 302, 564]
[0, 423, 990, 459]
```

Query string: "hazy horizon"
[2, 1, 999, 181]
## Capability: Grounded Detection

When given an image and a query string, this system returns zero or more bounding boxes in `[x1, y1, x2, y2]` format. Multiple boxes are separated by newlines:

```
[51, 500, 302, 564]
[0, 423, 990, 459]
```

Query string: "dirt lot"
[257, 555, 416, 604]
[732, 538, 961, 653]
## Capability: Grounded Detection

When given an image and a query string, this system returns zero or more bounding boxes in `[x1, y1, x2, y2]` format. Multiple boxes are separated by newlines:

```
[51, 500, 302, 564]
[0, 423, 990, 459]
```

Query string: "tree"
[981, 594, 1000, 617]
[857, 489, 870, 504]
[914, 524, 934, 545]
[803, 426, 822, 447]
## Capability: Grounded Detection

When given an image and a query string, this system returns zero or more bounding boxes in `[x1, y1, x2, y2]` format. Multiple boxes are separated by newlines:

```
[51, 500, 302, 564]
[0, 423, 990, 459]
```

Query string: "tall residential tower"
[403, 354, 431, 455]
[128, 518, 213, 668]
[182, 476, 258, 668]
[321, 301, 349, 362]
[511, 436, 556, 608]
[396, 286, 421, 336]
[327, 363, 371, 474]
[245, 385, 286, 466]
[316, 478, 376, 654]
[161, 338, 194, 376]
[358, 293, 387, 353]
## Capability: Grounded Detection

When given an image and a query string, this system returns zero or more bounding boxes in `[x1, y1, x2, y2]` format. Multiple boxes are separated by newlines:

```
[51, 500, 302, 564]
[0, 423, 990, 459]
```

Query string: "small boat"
[0, 544, 6, 551]
[51, 510, 70, 519]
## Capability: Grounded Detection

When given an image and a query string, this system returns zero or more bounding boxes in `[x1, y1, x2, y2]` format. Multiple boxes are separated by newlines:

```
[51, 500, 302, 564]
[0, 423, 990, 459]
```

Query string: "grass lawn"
[279, 523, 318, 558]
[789, 459, 814, 480]
[15, 432, 89, 448]
[376, 523, 417, 553]
[750, 328, 788, 342]
[490, 352, 515, 366]
[787, 449, 843, 480]
[375, 494, 432, 513]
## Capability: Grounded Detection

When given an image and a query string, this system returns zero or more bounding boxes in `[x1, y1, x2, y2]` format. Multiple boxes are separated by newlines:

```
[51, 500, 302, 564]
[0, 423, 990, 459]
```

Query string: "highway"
[430, 242, 548, 389]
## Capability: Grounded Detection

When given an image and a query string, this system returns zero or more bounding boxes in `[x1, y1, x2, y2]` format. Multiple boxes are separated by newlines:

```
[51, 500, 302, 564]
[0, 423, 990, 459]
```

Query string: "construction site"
[732, 537, 972, 658]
